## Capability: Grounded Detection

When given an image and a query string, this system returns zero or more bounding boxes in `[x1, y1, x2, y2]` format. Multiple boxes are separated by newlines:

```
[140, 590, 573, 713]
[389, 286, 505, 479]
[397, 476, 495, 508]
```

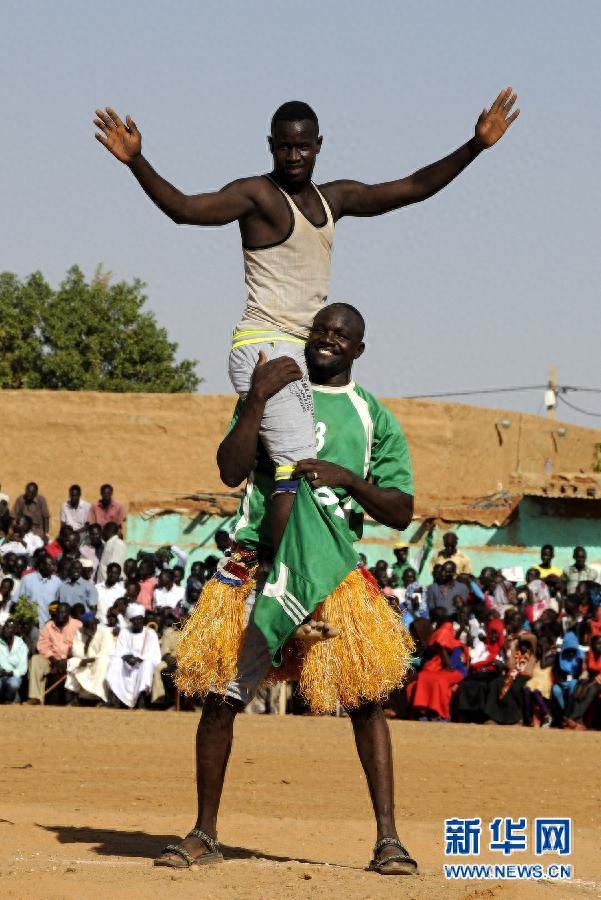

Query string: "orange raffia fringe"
[175, 574, 255, 696]
[273, 568, 414, 714]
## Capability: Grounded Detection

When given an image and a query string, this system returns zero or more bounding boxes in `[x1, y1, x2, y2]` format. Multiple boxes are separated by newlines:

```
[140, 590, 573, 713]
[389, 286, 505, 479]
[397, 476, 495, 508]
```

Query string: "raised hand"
[475, 87, 520, 149]
[94, 107, 142, 165]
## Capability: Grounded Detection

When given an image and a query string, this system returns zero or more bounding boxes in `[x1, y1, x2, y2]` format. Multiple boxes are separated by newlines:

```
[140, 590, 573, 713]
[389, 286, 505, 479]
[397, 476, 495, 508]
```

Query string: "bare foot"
[294, 619, 339, 643]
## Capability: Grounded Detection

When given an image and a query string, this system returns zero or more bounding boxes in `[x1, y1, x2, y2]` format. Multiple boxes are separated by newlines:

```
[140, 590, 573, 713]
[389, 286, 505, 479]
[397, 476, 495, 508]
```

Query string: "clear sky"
[3, 1, 601, 426]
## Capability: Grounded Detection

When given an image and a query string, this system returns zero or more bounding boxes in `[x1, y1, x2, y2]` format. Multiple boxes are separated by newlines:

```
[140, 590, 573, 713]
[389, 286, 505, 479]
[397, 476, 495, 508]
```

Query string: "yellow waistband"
[231, 330, 306, 350]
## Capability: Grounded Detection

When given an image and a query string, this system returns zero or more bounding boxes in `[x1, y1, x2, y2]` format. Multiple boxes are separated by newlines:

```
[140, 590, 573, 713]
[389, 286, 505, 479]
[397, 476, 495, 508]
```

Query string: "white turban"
[126, 603, 146, 621]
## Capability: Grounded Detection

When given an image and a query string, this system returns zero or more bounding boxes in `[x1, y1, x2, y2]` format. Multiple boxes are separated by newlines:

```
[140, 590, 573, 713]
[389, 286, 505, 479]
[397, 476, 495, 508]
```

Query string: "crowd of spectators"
[377, 533, 601, 731]
[0, 482, 599, 729]
[0, 481, 218, 710]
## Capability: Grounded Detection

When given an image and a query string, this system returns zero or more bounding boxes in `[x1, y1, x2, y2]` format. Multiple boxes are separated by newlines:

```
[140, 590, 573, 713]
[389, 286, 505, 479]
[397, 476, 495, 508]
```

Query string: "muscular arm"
[292, 459, 413, 530]
[127, 159, 257, 225]
[94, 107, 256, 225]
[323, 138, 482, 217]
[322, 87, 519, 219]
[217, 354, 304, 487]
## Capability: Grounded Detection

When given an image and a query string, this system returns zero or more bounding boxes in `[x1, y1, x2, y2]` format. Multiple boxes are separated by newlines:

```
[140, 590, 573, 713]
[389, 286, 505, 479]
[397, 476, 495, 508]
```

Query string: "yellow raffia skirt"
[175, 567, 414, 714]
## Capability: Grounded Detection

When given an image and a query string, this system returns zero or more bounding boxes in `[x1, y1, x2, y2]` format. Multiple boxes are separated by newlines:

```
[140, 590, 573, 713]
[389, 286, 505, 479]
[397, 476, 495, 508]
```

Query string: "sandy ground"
[0, 707, 599, 899]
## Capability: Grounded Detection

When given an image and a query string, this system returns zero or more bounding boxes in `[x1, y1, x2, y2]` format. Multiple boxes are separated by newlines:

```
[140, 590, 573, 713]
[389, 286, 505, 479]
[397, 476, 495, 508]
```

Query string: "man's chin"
[307, 357, 345, 382]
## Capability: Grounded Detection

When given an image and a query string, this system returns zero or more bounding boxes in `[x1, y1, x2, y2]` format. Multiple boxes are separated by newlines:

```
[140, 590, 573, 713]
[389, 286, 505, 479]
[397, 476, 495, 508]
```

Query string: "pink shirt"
[37, 618, 82, 660]
[138, 577, 158, 611]
[88, 499, 126, 527]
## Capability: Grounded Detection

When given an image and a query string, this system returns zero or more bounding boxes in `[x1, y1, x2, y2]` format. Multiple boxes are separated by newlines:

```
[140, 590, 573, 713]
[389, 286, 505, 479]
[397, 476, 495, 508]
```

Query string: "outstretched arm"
[94, 107, 256, 225]
[323, 87, 519, 218]
[292, 459, 413, 530]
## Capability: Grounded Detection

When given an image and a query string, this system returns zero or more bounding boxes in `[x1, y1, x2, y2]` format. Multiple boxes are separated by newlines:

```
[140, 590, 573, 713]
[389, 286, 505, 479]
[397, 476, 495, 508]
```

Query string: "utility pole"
[545, 366, 557, 420]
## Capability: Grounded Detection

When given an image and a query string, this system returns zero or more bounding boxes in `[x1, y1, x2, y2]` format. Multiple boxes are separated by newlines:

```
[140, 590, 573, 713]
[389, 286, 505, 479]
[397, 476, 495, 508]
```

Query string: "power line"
[403, 384, 601, 401]
[557, 394, 601, 419]
[403, 385, 547, 400]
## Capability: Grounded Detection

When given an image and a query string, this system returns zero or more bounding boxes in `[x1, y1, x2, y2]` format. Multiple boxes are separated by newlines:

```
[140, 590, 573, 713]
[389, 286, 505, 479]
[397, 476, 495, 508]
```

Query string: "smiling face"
[269, 119, 322, 188]
[306, 305, 365, 386]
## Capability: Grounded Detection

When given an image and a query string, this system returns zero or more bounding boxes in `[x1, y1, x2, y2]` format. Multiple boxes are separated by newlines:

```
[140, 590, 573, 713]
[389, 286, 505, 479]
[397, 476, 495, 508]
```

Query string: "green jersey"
[232, 381, 413, 547]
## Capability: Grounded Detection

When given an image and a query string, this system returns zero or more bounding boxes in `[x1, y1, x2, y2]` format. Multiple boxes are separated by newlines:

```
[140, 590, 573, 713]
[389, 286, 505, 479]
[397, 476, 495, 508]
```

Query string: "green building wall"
[125, 495, 601, 578]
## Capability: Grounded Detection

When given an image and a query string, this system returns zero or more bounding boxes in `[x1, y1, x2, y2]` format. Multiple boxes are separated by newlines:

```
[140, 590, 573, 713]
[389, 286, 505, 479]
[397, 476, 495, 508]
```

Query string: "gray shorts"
[229, 339, 315, 471]
[224, 580, 273, 707]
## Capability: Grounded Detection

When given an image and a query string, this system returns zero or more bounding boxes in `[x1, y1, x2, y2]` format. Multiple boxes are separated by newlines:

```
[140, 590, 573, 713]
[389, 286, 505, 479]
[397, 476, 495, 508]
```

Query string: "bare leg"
[349, 702, 417, 874]
[271, 490, 296, 551]
[155, 692, 240, 864]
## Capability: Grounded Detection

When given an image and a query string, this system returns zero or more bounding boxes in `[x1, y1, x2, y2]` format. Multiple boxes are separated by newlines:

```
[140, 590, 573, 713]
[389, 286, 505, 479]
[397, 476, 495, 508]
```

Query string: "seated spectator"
[123, 558, 138, 580]
[215, 529, 232, 556]
[80, 524, 104, 581]
[532, 544, 563, 583]
[79, 558, 95, 581]
[484, 632, 537, 725]
[523, 568, 555, 623]
[54, 530, 82, 579]
[26, 602, 82, 704]
[407, 618, 468, 721]
[137, 558, 157, 611]
[153, 569, 185, 611]
[0, 619, 28, 703]
[0, 486, 10, 536]
[151, 610, 180, 707]
[430, 531, 472, 575]
[105, 603, 161, 708]
[564, 547, 598, 595]
[181, 577, 202, 615]
[1, 516, 44, 562]
[11, 482, 50, 541]
[426, 561, 468, 617]
[455, 616, 505, 722]
[0, 577, 14, 626]
[58, 559, 98, 614]
[564, 635, 601, 730]
[97, 522, 126, 584]
[96, 563, 125, 625]
[19, 553, 61, 628]
[45, 524, 75, 561]
[391, 542, 411, 586]
[65, 614, 114, 705]
[88, 483, 125, 528]
[60, 484, 91, 534]
[551, 631, 584, 723]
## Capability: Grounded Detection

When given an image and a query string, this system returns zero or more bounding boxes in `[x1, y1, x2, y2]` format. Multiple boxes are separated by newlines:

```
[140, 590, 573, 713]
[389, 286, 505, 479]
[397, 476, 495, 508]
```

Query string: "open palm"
[94, 107, 141, 164]
[475, 88, 520, 149]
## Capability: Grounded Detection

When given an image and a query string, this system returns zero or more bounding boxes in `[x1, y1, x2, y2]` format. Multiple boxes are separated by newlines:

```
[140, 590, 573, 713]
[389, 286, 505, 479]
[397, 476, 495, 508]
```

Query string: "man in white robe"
[65, 615, 114, 704]
[105, 603, 161, 708]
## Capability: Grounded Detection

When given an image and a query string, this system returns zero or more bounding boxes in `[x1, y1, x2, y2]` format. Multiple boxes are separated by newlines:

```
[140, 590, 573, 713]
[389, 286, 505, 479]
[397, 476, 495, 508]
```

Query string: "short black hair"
[325, 302, 365, 340]
[541, 544, 554, 553]
[69, 484, 81, 493]
[271, 101, 319, 136]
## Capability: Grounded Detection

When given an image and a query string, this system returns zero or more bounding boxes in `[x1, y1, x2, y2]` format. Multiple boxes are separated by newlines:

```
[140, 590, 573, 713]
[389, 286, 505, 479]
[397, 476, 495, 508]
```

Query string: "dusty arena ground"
[0, 708, 599, 899]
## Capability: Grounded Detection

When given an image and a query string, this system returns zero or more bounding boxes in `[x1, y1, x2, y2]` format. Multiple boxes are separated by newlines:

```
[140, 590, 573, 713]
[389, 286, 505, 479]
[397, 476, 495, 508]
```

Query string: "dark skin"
[96, 94, 516, 557]
[163, 308, 415, 872]
[123, 615, 145, 666]
[0, 620, 17, 675]
[218, 306, 413, 530]
[94, 89, 519, 239]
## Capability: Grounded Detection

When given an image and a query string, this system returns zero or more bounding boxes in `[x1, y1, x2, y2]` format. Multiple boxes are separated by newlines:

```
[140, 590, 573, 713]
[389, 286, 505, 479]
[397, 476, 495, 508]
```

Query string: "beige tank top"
[235, 178, 335, 340]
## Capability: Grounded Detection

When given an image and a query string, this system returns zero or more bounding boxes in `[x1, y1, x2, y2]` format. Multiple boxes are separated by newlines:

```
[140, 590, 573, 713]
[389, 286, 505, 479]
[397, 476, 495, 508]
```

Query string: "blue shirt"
[57, 578, 98, 613]
[20, 571, 62, 627]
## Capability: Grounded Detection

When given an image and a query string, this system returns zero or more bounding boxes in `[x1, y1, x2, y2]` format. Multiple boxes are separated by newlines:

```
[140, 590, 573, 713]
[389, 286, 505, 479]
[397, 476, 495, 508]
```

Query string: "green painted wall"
[125, 496, 601, 578]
